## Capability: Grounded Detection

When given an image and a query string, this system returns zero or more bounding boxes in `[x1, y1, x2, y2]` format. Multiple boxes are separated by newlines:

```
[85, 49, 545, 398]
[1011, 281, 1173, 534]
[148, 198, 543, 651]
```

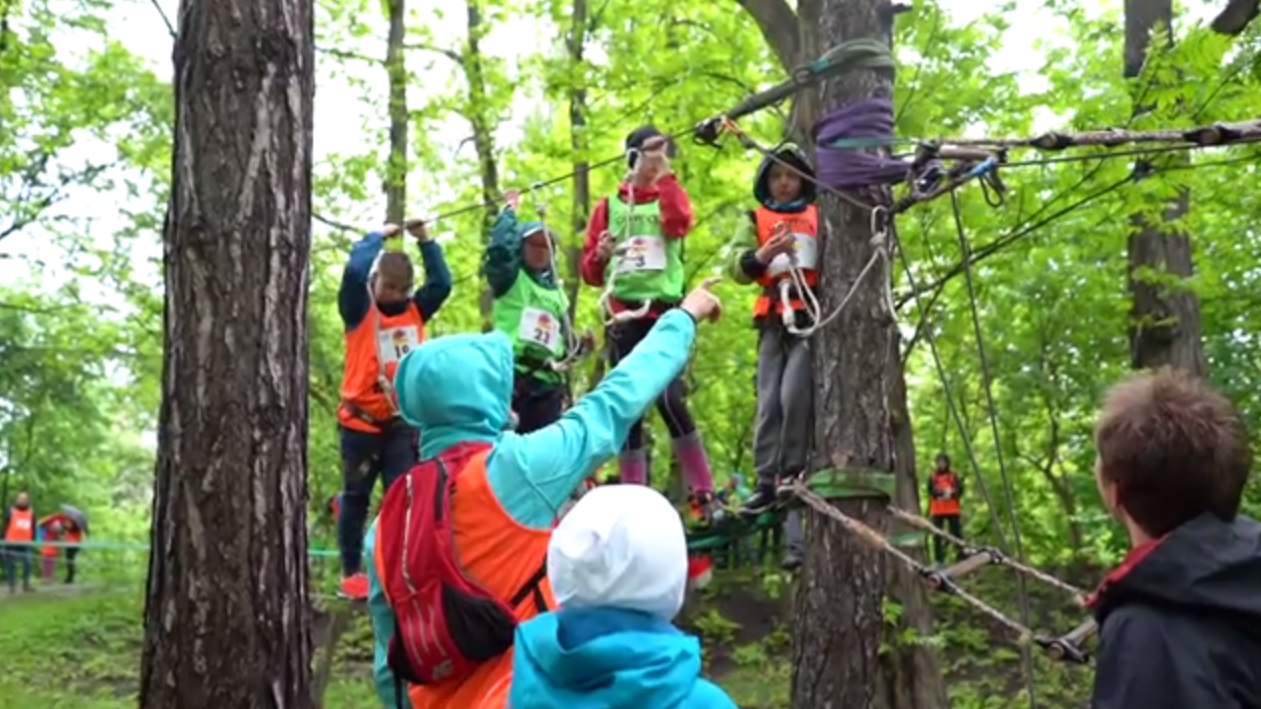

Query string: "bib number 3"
[616, 235, 667, 273]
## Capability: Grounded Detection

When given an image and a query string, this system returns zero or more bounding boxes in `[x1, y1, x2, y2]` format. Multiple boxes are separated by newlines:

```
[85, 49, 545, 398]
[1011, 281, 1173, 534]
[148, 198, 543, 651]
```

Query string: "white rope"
[527, 183, 584, 373]
[777, 205, 891, 338]
[598, 148, 653, 327]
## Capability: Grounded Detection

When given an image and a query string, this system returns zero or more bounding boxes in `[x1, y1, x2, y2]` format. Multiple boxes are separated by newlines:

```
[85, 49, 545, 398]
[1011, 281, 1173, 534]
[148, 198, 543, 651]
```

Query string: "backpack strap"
[509, 558, 550, 615]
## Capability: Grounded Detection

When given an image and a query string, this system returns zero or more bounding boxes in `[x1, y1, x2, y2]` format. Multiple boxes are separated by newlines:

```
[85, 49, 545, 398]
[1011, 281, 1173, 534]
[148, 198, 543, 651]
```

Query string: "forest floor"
[0, 562, 1098, 708]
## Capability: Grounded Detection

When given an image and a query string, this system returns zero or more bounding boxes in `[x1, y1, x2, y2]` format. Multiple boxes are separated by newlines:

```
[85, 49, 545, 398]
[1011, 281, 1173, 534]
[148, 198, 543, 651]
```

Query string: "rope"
[886, 506, 1086, 602]
[527, 184, 584, 372]
[948, 189, 1040, 707]
[792, 482, 1040, 644]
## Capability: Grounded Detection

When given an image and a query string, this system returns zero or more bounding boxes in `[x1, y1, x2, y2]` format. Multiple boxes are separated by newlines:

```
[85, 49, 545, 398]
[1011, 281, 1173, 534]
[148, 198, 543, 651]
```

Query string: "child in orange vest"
[2, 491, 35, 593]
[731, 144, 817, 570]
[926, 453, 964, 564]
[337, 221, 451, 600]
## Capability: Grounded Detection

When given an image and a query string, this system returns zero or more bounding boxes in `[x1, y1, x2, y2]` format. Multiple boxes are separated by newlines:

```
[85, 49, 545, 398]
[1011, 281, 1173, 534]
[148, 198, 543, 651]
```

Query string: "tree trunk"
[464, 0, 501, 331]
[880, 338, 948, 709]
[1124, 0, 1207, 376]
[792, 1, 901, 707]
[139, 0, 313, 705]
[384, 0, 407, 223]
[567, 0, 590, 327]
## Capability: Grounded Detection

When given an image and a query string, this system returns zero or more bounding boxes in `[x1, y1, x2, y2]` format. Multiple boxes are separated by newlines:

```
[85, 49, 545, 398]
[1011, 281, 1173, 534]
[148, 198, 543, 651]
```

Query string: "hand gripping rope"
[596, 147, 652, 326]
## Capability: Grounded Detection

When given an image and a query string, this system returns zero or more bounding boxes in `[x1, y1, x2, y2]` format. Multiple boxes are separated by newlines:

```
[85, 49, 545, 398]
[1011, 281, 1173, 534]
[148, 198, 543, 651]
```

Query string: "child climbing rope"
[336, 221, 451, 600]
[508, 484, 738, 708]
[731, 143, 818, 572]
[1088, 369, 1261, 709]
[580, 125, 717, 514]
[361, 279, 724, 709]
[926, 453, 964, 564]
[484, 188, 589, 433]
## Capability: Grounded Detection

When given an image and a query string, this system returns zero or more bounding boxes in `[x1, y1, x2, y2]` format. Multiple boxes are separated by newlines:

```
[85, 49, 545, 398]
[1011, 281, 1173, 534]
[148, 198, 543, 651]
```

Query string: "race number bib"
[616, 235, 668, 273]
[519, 307, 561, 352]
[14, 518, 30, 531]
[767, 233, 819, 276]
[376, 325, 421, 367]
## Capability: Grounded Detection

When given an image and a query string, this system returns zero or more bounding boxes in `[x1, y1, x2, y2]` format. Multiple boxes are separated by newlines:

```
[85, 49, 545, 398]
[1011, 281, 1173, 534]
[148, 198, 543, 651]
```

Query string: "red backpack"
[375, 441, 549, 696]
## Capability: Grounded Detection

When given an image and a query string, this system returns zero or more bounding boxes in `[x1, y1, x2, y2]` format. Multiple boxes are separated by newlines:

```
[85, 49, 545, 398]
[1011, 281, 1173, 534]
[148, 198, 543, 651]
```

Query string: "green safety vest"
[603, 196, 685, 303]
[492, 268, 570, 379]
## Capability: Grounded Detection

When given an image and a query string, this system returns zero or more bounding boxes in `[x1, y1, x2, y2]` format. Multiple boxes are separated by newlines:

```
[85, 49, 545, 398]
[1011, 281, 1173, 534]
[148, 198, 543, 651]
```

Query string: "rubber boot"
[673, 432, 715, 494]
[619, 448, 649, 486]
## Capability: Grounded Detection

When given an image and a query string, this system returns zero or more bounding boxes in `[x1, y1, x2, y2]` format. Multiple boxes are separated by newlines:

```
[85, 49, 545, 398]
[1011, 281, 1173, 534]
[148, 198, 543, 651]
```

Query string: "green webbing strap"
[685, 508, 786, 552]
[806, 466, 897, 501]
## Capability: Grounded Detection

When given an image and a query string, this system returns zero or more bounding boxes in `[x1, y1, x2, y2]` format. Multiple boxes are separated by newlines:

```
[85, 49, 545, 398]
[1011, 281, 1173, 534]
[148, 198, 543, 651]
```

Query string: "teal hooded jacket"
[363, 309, 699, 708]
[509, 608, 737, 709]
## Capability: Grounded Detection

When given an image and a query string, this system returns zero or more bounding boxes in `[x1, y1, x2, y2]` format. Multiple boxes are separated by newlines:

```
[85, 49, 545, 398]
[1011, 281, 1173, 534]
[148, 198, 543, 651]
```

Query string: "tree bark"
[792, 1, 903, 707]
[1124, 0, 1207, 376]
[567, 0, 591, 326]
[464, 0, 501, 331]
[384, 0, 407, 223]
[139, 0, 313, 706]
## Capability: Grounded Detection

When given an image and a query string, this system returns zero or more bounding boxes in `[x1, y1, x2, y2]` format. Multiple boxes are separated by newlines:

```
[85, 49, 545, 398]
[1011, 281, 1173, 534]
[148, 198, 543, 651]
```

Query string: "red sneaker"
[339, 572, 369, 601]
[687, 554, 713, 591]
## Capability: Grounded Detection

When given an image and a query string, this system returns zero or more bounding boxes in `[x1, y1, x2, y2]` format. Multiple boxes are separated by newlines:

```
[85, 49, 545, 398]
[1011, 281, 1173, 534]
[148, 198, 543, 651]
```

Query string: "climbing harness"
[596, 147, 654, 326]
[526, 183, 585, 373]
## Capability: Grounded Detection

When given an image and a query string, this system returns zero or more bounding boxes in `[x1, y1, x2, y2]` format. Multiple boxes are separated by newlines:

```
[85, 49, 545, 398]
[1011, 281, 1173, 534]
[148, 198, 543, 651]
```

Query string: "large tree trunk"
[792, 1, 902, 707]
[384, 0, 407, 223]
[139, 0, 314, 706]
[1124, 0, 1207, 376]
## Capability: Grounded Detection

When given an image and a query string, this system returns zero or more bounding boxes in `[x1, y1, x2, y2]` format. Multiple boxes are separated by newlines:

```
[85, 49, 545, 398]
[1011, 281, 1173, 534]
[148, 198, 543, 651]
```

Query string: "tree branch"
[733, 0, 799, 71]
[1212, 0, 1259, 35]
[315, 45, 381, 65]
[403, 43, 463, 66]
[312, 212, 361, 234]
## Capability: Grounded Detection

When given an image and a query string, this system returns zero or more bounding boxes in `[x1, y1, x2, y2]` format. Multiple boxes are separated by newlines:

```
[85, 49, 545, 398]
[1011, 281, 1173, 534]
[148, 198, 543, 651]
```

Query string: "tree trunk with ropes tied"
[384, 0, 408, 223]
[138, 0, 314, 706]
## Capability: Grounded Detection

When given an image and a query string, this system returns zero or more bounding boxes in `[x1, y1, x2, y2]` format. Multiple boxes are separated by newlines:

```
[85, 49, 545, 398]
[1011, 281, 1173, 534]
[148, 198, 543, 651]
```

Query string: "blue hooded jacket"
[363, 309, 700, 708]
[510, 608, 737, 709]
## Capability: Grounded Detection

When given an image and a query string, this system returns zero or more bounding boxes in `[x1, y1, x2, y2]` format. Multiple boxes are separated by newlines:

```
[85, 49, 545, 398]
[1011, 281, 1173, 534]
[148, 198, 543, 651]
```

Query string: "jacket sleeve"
[655, 174, 693, 239]
[580, 197, 611, 287]
[1091, 605, 1213, 709]
[339, 232, 386, 330]
[411, 240, 452, 321]
[484, 208, 522, 298]
[486, 310, 698, 528]
[730, 213, 764, 284]
[364, 519, 412, 709]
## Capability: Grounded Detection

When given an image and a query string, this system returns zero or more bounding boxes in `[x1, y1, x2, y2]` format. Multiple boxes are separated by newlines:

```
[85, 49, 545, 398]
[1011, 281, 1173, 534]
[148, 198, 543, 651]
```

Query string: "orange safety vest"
[928, 471, 962, 517]
[752, 205, 819, 320]
[4, 508, 34, 542]
[339, 300, 425, 433]
[374, 451, 554, 709]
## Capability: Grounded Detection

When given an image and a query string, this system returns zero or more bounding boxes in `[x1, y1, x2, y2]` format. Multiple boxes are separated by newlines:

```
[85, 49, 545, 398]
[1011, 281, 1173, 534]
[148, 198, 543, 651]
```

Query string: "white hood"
[547, 484, 687, 621]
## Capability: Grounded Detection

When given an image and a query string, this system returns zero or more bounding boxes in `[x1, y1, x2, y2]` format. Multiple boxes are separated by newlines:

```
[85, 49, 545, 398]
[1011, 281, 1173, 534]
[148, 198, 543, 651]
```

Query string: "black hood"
[1092, 514, 1261, 632]
[753, 142, 816, 207]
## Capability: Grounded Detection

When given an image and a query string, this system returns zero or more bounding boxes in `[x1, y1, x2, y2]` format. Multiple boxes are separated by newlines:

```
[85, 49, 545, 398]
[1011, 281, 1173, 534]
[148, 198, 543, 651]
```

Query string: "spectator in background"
[926, 453, 964, 564]
[2, 491, 35, 593]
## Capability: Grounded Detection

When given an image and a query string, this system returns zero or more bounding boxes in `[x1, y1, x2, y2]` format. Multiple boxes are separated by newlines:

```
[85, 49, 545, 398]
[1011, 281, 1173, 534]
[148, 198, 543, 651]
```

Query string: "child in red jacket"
[580, 125, 716, 516]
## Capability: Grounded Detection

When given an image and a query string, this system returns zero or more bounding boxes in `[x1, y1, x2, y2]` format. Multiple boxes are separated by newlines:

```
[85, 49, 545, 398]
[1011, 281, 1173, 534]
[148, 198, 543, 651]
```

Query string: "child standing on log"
[484, 189, 587, 433]
[336, 221, 451, 600]
[731, 143, 817, 569]
[1088, 369, 1261, 709]
[580, 125, 717, 515]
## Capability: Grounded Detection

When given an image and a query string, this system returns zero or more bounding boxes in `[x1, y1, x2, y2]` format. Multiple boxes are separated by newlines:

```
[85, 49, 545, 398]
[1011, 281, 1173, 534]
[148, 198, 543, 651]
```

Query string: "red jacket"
[580, 175, 694, 315]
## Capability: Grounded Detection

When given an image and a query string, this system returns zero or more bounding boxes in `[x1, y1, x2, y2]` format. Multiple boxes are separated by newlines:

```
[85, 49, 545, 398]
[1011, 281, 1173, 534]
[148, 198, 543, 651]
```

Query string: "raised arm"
[407, 222, 452, 321]
[656, 174, 695, 239]
[484, 206, 523, 298]
[339, 231, 387, 330]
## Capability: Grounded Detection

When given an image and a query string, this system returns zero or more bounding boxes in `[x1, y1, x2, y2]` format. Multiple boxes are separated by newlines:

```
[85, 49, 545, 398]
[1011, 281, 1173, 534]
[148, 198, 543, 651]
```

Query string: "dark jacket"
[1089, 513, 1261, 709]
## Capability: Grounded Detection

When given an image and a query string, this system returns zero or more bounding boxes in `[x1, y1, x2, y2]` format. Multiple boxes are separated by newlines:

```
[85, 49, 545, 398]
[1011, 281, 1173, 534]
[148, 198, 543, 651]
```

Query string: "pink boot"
[673, 432, 715, 493]
[619, 448, 648, 486]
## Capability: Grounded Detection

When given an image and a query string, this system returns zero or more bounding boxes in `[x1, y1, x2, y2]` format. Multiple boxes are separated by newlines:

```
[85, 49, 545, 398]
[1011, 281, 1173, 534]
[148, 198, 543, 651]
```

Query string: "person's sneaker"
[740, 485, 779, 515]
[338, 573, 369, 601]
[775, 473, 802, 497]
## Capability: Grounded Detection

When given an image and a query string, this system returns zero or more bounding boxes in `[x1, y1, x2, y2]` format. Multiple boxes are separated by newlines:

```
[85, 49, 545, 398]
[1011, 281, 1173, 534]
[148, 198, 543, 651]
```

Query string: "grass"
[0, 562, 1097, 709]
